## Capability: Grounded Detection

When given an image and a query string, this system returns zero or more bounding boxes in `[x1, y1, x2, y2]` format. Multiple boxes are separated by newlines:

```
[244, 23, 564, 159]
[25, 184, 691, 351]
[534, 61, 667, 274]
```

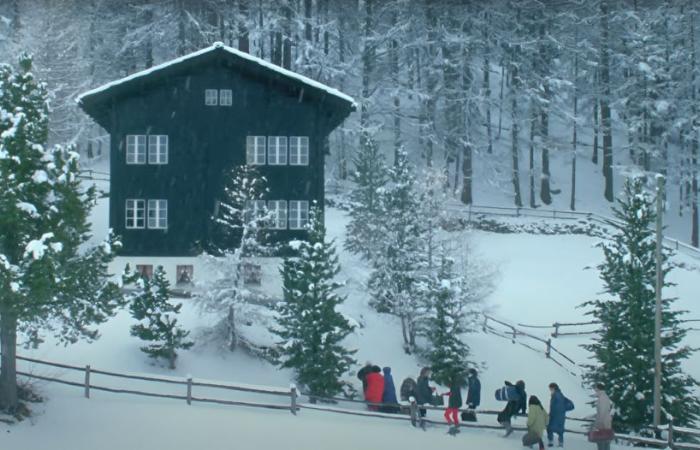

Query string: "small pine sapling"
[128, 266, 193, 369]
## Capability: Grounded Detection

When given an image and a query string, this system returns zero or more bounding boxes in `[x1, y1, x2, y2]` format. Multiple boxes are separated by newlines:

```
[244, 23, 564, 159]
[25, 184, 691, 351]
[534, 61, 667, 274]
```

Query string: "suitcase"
[588, 429, 615, 443]
[460, 410, 477, 422]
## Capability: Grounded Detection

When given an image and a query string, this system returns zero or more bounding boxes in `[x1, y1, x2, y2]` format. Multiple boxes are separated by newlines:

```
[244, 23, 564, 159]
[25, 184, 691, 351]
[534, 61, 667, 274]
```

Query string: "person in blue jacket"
[547, 382, 573, 447]
[466, 368, 481, 409]
[380, 367, 400, 413]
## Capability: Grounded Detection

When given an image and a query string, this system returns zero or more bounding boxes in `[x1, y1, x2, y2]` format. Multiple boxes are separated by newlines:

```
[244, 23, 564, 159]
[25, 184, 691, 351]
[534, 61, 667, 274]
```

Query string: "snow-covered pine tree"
[273, 207, 356, 400]
[421, 256, 472, 386]
[0, 53, 123, 413]
[582, 177, 700, 433]
[368, 150, 427, 351]
[344, 134, 387, 260]
[128, 266, 193, 369]
[196, 164, 270, 351]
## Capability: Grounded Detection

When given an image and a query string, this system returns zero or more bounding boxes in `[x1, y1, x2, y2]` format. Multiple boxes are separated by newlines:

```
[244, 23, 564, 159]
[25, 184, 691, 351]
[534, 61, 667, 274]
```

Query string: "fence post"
[511, 327, 517, 344]
[186, 375, 192, 405]
[667, 420, 674, 449]
[516, 207, 521, 217]
[545, 339, 552, 359]
[409, 397, 418, 427]
[553, 323, 560, 338]
[482, 316, 488, 333]
[290, 384, 298, 415]
[84, 365, 91, 399]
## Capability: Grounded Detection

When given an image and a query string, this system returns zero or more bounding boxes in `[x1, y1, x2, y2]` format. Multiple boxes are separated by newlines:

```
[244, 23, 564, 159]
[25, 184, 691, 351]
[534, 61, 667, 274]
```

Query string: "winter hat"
[372, 365, 382, 373]
[383, 367, 392, 375]
[468, 368, 477, 377]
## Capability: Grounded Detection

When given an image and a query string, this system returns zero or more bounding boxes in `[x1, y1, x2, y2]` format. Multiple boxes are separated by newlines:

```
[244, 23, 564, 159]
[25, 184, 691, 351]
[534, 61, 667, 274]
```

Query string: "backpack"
[400, 377, 417, 401]
[564, 397, 575, 412]
[495, 386, 518, 402]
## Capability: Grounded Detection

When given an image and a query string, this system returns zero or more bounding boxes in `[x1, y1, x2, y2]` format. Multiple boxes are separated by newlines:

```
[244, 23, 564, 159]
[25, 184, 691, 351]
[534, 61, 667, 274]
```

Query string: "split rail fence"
[15, 354, 700, 449]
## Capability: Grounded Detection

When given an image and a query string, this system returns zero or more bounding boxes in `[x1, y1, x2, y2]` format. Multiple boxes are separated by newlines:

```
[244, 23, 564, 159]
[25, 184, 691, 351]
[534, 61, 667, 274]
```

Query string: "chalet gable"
[77, 42, 356, 130]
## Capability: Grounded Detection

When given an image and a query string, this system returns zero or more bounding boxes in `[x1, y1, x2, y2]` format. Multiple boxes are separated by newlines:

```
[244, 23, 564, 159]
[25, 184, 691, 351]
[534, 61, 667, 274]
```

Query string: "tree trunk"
[510, 51, 523, 207]
[539, 21, 552, 205]
[571, 49, 578, 211]
[0, 307, 18, 412]
[600, 0, 614, 202]
[498, 63, 505, 139]
[483, 14, 493, 153]
[593, 96, 599, 164]
[238, 0, 250, 53]
[360, 0, 374, 155]
[390, 10, 401, 166]
[529, 105, 537, 208]
[282, 1, 292, 70]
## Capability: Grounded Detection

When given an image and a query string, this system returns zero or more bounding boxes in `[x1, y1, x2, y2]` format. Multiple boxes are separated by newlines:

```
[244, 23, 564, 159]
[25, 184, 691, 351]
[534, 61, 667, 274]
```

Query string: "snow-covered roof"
[76, 41, 356, 109]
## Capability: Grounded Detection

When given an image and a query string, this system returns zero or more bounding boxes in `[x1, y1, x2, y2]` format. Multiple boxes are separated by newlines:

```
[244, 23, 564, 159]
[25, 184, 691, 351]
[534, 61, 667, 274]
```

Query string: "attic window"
[220, 89, 233, 106]
[205, 89, 218, 106]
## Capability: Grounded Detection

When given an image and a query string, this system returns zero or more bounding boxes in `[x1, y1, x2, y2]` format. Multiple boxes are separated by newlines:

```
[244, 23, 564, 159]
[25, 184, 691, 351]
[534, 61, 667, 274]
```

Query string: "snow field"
[5, 206, 698, 449]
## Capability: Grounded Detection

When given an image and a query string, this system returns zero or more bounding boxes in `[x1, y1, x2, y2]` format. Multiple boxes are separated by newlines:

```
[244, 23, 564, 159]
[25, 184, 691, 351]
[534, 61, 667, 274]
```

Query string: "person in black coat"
[466, 368, 481, 409]
[415, 367, 435, 418]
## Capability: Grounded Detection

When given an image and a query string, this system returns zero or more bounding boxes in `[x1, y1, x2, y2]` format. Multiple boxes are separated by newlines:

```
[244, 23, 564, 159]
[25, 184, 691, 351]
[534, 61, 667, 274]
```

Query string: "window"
[242, 262, 262, 285]
[219, 89, 232, 106]
[205, 89, 218, 106]
[245, 200, 267, 223]
[176, 265, 194, 285]
[289, 201, 309, 230]
[289, 136, 309, 166]
[147, 199, 168, 229]
[246, 136, 266, 165]
[126, 135, 146, 164]
[267, 200, 288, 229]
[148, 135, 168, 164]
[267, 136, 288, 165]
[136, 264, 153, 280]
[125, 199, 145, 229]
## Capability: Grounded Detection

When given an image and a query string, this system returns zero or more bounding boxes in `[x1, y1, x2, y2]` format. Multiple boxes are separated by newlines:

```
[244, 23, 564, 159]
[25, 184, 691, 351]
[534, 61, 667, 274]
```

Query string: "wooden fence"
[481, 315, 580, 376]
[450, 203, 700, 260]
[16, 353, 700, 448]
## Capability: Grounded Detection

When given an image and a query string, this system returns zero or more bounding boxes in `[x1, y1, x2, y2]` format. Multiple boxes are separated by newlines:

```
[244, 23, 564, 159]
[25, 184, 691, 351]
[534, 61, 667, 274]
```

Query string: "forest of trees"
[0, 0, 698, 246]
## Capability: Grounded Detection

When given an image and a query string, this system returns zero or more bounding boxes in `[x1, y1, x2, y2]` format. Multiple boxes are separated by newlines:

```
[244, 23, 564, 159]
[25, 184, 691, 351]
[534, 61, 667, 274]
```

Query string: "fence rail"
[14, 353, 700, 449]
[450, 203, 700, 260]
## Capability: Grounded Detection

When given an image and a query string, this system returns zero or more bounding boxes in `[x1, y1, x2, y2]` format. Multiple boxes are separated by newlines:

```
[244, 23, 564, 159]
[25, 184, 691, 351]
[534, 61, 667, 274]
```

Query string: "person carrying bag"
[588, 383, 615, 450]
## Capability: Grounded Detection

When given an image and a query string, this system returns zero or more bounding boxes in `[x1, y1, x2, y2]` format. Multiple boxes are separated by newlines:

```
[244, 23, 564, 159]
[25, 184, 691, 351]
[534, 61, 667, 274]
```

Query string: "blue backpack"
[495, 386, 518, 402]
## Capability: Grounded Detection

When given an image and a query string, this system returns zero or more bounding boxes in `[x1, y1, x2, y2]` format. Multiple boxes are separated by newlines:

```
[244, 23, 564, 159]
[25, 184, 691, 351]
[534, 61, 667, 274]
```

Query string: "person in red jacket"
[364, 365, 385, 411]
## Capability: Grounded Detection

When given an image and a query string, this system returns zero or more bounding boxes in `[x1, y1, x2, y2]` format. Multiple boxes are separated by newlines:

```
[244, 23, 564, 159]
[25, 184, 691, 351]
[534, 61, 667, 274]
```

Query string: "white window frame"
[246, 136, 266, 165]
[147, 199, 168, 230]
[148, 135, 168, 164]
[126, 135, 147, 164]
[219, 89, 233, 106]
[245, 200, 267, 223]
[267, 136, 288, 165]
[289, 200, 309, 230]
[125, 199, 145, 229]
[289, 136, 309, 166]
[205, 89, 218, 106]
[267, 200, 288, 230]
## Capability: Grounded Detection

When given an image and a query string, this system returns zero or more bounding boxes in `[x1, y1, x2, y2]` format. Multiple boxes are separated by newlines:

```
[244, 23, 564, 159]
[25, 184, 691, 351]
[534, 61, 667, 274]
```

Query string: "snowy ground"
[4, 206, 699, 449]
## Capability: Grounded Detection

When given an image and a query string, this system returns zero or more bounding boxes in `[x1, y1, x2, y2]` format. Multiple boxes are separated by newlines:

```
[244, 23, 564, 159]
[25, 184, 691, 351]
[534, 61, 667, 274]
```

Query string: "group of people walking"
[357, 363, 614, 450]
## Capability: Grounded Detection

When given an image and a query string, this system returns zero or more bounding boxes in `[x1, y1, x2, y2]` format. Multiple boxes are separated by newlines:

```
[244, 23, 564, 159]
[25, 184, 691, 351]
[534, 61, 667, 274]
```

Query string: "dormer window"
[205, 89, 218, 106]
[220, 89, 233, 106]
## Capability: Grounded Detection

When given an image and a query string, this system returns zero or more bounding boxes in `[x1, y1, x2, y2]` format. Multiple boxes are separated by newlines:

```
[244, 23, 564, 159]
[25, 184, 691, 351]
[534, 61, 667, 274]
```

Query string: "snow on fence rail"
[450, 203, 700, 260]
[13, 354, 700, 449]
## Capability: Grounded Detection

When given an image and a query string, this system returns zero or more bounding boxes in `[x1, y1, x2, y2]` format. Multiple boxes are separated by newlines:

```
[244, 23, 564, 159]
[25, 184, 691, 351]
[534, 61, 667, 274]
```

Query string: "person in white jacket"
[593, 384, 613, 450]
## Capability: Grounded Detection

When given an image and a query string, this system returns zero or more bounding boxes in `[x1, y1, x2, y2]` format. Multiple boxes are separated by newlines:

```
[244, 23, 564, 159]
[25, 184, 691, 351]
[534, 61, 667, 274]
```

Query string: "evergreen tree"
[344, 135, 388, 260]
[582, 177, 700, 433]
[196, 164, 270, 351]
[0, 53, 123, 413]
[273, 207, 356, 399]
[128, 266, 193, 369]
[422, 256, 473, 386]
[368, 151, 427, 351]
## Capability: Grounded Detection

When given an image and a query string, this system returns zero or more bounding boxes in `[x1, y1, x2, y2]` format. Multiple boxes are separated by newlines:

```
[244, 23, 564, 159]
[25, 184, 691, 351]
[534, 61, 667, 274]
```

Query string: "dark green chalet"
[78, 42, 355, 257]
